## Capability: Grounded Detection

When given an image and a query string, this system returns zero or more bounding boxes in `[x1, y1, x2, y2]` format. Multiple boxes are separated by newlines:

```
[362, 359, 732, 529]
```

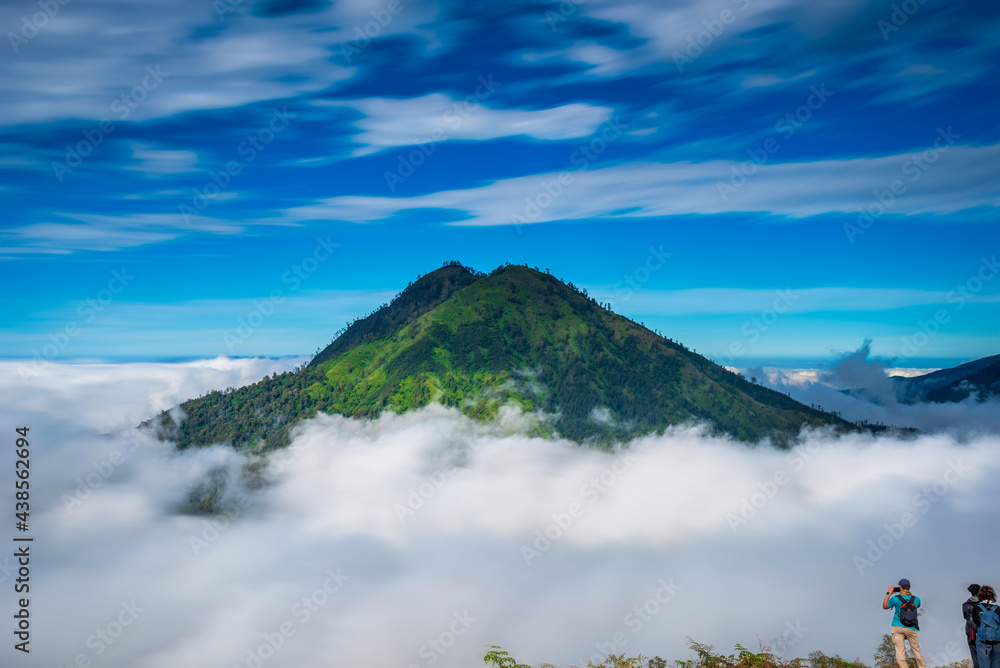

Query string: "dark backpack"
[899, 596, 919, 628]
[979, 604, 1000, 644]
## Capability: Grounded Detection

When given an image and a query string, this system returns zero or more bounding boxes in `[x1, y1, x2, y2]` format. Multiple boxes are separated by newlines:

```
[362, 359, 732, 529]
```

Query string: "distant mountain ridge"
[157, 263, 858, 449]
[892, 354, 1000, 403]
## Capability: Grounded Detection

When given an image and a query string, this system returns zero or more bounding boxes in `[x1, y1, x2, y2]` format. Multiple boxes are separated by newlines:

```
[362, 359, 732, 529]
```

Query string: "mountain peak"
[164, 263, 855, 449]
[309, 262, 482, 367]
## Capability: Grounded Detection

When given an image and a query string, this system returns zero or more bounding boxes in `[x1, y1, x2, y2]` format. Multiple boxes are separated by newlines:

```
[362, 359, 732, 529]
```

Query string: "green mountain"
[158, 263, 854, 449]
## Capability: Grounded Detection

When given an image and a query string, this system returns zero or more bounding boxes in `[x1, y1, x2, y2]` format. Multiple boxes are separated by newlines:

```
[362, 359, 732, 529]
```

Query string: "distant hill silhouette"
[892, 354, 1000, 403]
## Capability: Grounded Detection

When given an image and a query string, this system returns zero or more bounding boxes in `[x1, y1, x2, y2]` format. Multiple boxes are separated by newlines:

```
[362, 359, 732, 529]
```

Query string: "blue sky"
[1, 0, 998, 366]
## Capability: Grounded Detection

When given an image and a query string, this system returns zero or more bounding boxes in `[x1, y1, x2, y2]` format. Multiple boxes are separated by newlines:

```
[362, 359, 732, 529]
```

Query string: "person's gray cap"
[898, 578, 911, 588]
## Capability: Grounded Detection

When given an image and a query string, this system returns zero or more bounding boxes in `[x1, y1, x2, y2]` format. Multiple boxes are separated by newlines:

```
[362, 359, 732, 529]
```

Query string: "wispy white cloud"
[281, 142, 1000, 225]
[516, 43, 637, 78]
[123, 142, 200, 176]
[520, 0, 867, 79]
[517, 0, 999, 116]
[0, 0, 372, 126]
[326, 94, 614, 156]
[8, 212, 243, 253]
[741, 70, 817, 89]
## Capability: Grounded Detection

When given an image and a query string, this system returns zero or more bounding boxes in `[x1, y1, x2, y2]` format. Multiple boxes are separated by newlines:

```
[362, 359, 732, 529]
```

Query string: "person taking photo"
[883, 578, 926, 668]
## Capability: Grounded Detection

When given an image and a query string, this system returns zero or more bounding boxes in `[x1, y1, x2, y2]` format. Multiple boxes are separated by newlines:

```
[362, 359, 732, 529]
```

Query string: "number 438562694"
[15, 426, 30, 526]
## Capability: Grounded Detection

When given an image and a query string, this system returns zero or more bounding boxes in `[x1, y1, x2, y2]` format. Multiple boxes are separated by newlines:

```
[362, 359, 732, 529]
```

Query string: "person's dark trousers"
[971, 639, 982, 668]
[978, 642, 1000, 668]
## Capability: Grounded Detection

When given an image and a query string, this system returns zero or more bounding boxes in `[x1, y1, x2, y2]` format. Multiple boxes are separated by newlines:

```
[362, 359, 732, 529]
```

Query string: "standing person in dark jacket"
[972, 585, 1000, 668]
[966, 584, 983, 668]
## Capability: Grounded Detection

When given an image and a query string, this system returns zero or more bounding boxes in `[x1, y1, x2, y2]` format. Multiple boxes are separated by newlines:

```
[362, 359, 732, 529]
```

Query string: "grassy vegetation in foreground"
[484, 635, 972, 668]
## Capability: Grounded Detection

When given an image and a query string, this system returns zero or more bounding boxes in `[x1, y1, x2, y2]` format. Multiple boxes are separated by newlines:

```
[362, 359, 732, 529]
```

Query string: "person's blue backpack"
[979, 603, 1000, 643]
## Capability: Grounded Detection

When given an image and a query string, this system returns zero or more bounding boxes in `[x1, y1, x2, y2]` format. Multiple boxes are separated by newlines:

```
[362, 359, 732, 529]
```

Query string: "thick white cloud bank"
[0, 359, 997, 668]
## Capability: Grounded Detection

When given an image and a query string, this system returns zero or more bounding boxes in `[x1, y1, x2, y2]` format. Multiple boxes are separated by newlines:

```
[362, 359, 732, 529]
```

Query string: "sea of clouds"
[1, 357, 998, 668]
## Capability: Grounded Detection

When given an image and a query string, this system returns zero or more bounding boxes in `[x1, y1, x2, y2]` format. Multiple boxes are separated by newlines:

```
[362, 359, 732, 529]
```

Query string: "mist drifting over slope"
[1, 359, 998, 668]
[749, 342, 1000, 436]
